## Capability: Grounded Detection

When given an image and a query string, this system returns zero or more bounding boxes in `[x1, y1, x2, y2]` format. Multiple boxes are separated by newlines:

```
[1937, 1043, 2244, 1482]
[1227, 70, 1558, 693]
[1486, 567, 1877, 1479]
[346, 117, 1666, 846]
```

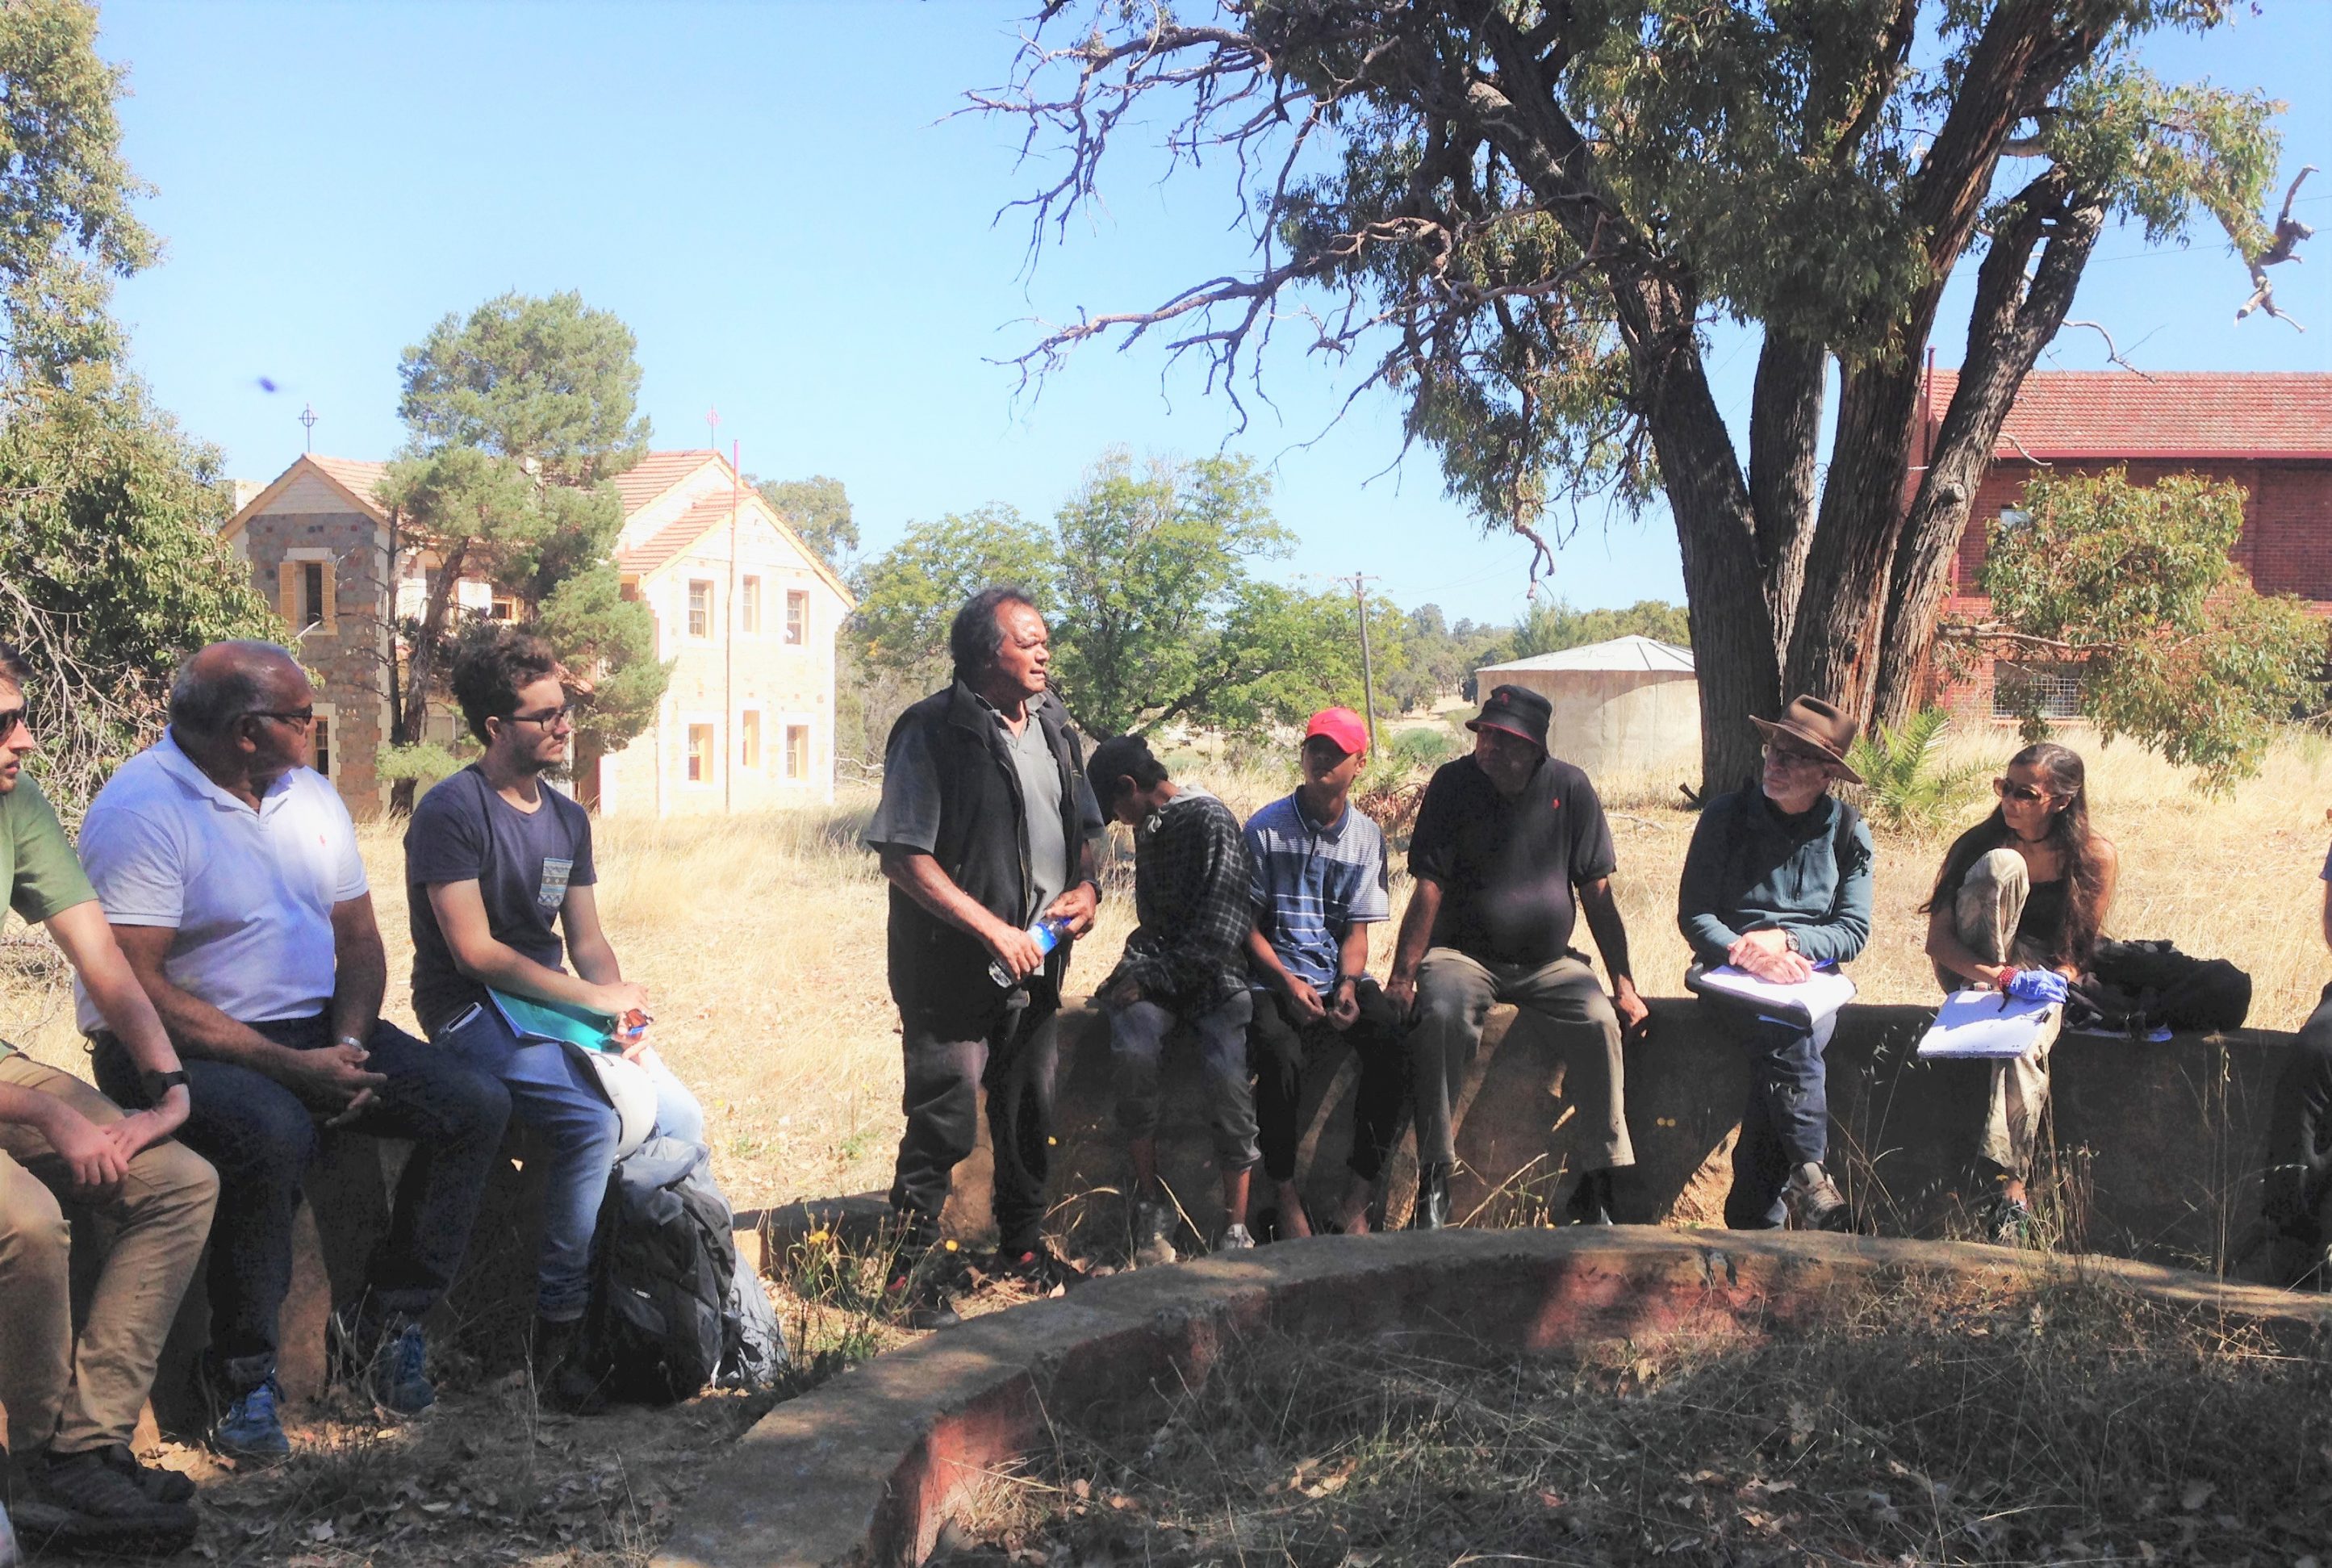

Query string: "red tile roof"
[613, 495, 738, 575]
[307, 455, 391, 512]
[1925, 370, 2332, 462]
[611, 449, 721, 516]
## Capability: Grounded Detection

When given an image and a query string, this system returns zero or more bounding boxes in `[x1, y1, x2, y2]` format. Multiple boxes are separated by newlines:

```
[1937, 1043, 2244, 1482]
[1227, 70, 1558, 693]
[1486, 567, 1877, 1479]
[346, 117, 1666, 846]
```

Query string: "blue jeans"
[1110, 992, 1260, 1172]
[93, 1015, 511, 1394]
[433, 1002, 704, 1319]
[1719, 1008, 1837, 1230]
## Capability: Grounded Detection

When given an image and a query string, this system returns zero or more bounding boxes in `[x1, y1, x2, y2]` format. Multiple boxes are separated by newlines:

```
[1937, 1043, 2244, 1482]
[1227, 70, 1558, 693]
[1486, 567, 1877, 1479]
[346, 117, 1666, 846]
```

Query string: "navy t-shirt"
[1407, 753, 1616, 968]
[404, 766, 597, 1035]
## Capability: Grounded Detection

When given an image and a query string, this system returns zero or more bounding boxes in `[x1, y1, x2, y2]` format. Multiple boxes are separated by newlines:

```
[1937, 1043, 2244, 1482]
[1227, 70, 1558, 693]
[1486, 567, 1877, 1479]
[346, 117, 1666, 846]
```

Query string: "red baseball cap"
[1304, 706, 1369, 756]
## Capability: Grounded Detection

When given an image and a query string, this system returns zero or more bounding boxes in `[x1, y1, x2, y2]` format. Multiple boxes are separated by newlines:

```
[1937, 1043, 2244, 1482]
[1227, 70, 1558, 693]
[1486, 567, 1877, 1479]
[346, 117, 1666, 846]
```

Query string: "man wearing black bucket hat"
[1385, 683, 1650, 1231]
[1677, 695, 1874, 1232]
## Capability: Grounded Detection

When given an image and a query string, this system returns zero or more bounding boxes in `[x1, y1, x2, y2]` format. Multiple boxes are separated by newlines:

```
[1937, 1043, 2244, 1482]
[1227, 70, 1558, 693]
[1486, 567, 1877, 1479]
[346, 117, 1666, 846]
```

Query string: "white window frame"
[680, 713, 721, 788]
[739, 574, 763, 638]
[686, 579, 717, 641]
[309, 700, 339, 780]
[782, 587, 809, 648]
[778, 713, 815, 783]
[282, 546, 337, 638]
[738, 705, 765, 771]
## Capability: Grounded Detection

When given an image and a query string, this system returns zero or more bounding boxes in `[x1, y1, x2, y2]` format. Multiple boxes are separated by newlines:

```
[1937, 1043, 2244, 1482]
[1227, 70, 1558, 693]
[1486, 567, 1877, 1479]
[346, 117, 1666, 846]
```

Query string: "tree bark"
[388, 536, 467, 817]
[1748, 332, 1827, 654]
[1872, 174, 2104, 731]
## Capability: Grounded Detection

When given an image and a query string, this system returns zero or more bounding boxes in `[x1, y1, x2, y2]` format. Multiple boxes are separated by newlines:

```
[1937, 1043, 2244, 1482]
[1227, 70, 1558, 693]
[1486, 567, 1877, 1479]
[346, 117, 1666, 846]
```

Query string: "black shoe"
[993, 1243, 1083, 1294]
[1409, 1163, 1452, 1231]
[1565, 1169, 1616, 1227]
[531, 1315, 610, 1415]
[884, 1246, 963, 1329]
[97, 1442, 196, 1505]
[14, 1449, 199, 1553]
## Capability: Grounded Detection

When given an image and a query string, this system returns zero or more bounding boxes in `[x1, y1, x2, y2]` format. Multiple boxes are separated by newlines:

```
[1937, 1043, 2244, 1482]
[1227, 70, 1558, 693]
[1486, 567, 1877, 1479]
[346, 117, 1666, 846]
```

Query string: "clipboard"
[1915, 989, 2063, 1060]
[1684, 963, 1857, 1030]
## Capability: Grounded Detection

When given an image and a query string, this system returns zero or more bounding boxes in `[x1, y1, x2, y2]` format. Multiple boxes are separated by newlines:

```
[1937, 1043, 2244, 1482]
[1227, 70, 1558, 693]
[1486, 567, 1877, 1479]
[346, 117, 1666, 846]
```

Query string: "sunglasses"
[0, 704, 28, 738]
[1762, 742, 1831, 770]
[245, 708, 316, 730]
[1994, 777, 2049, 804]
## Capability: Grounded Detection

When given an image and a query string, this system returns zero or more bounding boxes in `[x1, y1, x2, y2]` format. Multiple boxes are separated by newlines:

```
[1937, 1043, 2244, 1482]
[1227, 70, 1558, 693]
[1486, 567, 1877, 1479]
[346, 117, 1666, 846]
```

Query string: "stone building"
[220, 449, 855, 818]
[1913, 370, 2332, 718]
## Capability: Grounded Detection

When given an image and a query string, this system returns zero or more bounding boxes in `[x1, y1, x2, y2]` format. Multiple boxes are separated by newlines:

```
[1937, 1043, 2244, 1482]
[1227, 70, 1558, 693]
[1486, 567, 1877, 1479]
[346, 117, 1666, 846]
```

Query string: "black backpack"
[587, 1136, 740, 1404]
[2069, 939, 2253, 1035]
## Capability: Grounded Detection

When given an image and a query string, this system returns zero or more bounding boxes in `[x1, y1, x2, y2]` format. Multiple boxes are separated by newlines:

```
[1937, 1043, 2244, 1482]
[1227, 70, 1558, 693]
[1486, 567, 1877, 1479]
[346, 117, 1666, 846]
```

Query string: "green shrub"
[1845, 709, 1987, 835]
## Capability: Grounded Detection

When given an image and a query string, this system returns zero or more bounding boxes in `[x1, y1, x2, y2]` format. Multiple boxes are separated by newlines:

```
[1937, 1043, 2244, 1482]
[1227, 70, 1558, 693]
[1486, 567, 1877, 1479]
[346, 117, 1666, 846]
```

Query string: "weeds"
[944, 1270, 2332, 1566]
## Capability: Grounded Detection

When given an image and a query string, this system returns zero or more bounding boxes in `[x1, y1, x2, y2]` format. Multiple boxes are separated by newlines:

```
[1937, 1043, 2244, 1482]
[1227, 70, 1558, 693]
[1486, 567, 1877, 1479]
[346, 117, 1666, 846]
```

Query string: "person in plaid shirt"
[1089, 734, 1260, 1265]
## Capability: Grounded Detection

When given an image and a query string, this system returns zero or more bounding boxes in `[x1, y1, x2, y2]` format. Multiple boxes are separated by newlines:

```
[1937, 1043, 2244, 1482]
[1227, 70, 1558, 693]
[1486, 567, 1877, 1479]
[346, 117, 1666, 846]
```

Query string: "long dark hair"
[1923, 742, 2107, 966]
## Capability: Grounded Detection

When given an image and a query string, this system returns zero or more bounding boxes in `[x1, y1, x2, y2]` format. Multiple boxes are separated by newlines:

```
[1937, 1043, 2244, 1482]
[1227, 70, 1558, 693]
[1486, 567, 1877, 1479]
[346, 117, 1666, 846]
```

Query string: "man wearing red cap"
[1386, 683, 1650, 1230]
[1242, 707, 1405, 1236]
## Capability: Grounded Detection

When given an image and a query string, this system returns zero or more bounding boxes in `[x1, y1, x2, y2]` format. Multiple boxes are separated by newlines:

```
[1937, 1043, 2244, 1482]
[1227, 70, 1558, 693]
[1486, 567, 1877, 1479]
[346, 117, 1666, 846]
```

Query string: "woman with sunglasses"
[1922, 742, 2118, 1241]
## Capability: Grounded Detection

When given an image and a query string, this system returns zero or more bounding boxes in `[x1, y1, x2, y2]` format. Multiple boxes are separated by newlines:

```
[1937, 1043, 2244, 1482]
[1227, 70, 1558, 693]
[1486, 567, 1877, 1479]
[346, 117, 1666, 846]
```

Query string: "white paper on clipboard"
[1916, 989, 2062, 1060]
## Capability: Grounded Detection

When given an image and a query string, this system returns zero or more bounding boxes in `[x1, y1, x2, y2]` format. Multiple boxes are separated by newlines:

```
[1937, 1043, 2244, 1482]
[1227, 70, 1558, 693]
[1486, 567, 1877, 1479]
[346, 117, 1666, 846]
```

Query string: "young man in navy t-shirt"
[404, 631, 702, 1411]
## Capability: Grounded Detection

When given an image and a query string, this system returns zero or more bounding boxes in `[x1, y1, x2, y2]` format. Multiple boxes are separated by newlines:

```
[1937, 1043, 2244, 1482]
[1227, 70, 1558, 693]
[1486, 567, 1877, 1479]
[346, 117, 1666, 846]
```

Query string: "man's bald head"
[169, 640, 304, 738]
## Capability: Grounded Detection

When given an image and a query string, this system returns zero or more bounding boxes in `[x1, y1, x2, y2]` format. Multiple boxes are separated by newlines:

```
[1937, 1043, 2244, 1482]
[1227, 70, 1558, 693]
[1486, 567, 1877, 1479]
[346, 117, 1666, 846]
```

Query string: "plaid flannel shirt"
[1108, 787, 1255, 1010]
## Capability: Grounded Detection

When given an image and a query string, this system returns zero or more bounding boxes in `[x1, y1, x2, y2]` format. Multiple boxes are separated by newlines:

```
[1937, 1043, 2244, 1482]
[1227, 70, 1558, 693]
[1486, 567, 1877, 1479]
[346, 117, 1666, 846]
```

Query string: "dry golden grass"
[2, 728, 2326, 1214]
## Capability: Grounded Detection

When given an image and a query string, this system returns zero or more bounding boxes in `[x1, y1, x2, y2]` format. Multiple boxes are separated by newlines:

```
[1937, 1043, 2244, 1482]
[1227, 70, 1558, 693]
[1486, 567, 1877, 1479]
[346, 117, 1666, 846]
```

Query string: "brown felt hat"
[1749, 695, 1863, 785]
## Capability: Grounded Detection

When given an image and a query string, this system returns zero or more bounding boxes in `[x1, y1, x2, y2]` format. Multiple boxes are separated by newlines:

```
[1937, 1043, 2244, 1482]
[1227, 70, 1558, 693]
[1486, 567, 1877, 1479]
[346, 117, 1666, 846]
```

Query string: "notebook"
[488, 989, 620, 1053]
[1684, 964, 1858, 1030]
[1915, 989, 2063, 1060]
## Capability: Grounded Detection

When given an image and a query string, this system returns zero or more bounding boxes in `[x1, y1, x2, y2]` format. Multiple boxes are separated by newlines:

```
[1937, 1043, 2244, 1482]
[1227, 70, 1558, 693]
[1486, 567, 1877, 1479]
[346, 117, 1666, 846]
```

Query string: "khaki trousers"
[1408, 948, 1634, 1173]
[1950, 848, 2066, 1178]
[0, 1055, 217, 1457]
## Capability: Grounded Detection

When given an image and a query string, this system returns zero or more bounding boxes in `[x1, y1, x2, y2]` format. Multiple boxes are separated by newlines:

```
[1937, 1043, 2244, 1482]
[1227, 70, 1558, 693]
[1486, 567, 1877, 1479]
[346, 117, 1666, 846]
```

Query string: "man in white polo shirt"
[79, 642, 510, 1459]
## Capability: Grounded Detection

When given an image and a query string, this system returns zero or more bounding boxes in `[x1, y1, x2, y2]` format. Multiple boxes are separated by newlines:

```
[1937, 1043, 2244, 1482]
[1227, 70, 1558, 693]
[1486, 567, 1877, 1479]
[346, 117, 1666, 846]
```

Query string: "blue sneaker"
[211, 1378, 290, 1461]
[367, 1319, 436, 1416]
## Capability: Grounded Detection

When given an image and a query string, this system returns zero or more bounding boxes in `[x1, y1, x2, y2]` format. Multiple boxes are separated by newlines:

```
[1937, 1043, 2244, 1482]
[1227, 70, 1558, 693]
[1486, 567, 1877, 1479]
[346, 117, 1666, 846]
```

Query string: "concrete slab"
[653, 1229, 2332, 1568]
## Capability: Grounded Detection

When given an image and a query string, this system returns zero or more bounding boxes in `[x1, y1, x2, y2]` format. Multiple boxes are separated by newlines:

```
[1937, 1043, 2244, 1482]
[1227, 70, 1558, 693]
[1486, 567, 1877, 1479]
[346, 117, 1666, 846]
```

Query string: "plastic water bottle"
[990, 915, 1069, 989]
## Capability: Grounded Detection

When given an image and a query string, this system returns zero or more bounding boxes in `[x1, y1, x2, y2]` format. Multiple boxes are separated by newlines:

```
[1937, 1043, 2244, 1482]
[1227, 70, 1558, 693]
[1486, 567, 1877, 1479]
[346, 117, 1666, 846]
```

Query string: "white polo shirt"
[75, 730, 368, 1031]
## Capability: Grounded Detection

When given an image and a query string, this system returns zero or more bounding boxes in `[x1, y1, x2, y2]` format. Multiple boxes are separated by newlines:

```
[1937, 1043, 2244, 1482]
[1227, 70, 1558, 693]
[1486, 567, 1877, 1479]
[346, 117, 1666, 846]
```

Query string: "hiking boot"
[96, 1443, 195, 1505]
[1408, 1162, 1452, 1231]
[1131, 1200, 1179, 1268]
[531, 1315, 611, 1415]
[331, 1304, 437, 1417]
[884, 1247, 964, 1329]
[210, 1376, 290, 1462]
[23, 1449, 198, 1553]
[1565, 1169, 1616, 1227]
[1983, 1194, 2034, 1248]
[993, 1243, 1083, 1294]
[1217, 1223, 1256, 1252]
[1783, 1163, 1851, 1232]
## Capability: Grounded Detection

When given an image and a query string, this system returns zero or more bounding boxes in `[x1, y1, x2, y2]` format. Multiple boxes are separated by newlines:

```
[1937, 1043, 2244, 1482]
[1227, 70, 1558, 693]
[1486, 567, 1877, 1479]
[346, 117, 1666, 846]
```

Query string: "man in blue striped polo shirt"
[1243, 707, 1406, 1237]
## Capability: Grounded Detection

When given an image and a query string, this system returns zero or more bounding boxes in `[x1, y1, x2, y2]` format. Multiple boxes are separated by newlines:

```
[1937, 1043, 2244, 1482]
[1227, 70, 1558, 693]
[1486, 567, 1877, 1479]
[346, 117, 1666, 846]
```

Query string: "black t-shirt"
[1407, 753, 1616, 968]
[403, 766, 598, 1035]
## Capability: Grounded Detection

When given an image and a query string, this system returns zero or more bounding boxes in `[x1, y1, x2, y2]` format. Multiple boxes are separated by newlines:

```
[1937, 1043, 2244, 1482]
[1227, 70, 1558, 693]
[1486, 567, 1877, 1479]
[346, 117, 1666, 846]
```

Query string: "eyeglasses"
[1994, 777, 2049, 804]
[245, 708, 316, 730]
[0, 705, 28, 739]
[1763, 743, 1831, 771]
[506, 705, 575, 730]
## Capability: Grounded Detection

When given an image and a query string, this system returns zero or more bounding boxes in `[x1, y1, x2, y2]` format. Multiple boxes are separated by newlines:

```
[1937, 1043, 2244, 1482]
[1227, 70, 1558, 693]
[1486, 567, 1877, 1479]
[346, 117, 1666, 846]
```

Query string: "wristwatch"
[1782, 929, 1803, 955]
[140, 1068, 190, 1103]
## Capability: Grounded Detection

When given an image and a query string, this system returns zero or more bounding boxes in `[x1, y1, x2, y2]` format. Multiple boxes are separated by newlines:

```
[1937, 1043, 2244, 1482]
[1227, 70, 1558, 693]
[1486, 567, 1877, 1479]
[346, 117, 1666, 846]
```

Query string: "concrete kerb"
[649, 1228, 2332, 1568]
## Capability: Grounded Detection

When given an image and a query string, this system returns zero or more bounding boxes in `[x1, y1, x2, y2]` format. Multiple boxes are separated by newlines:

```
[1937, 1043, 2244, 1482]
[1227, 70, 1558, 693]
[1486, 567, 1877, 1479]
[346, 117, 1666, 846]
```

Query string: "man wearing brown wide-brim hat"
[1677, 693, 1876, 1233]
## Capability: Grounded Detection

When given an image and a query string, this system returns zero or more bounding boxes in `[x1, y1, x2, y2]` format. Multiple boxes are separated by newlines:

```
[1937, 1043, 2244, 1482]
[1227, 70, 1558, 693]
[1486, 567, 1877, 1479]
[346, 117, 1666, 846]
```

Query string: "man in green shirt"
[0, 646, 217, 1556]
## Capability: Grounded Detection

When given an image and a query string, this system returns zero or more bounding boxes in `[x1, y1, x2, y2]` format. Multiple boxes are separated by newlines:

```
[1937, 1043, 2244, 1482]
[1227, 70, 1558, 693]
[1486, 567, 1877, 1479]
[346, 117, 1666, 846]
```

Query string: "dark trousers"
[1249, 981, 1407, 1185]
[888, 993, 1059, 1254]
[1720, 1008, 1837, 1230]
[95, 1014, 510, 1393]
[2263, 983, 2332, 1239]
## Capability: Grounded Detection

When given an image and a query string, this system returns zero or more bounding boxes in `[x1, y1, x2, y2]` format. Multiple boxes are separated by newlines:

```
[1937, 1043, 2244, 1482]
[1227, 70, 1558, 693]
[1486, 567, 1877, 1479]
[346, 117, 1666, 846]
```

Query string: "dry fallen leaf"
[2179, 1479, 2215, 1512]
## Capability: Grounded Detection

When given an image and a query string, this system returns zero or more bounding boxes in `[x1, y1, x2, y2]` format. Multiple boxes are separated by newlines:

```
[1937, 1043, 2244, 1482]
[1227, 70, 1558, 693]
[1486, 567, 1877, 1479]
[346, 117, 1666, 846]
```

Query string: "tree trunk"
[388, 537, 468, 817]
[1872, 175, 2104, 731]
[1747, 331, 1827, 654]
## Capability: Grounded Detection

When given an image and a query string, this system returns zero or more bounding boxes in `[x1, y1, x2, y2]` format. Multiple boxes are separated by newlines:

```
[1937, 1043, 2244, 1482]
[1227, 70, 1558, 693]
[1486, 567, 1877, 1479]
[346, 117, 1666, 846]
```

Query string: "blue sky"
[98, 2, 2329, 629]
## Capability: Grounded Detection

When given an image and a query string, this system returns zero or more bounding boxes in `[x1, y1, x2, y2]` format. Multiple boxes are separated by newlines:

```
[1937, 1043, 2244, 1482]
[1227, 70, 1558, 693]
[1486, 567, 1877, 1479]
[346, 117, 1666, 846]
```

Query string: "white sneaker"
[1133, 1201, 1178, 1269]
[1785, 1163, 1850, 1231]
[1218, 1224, 1256, 1252]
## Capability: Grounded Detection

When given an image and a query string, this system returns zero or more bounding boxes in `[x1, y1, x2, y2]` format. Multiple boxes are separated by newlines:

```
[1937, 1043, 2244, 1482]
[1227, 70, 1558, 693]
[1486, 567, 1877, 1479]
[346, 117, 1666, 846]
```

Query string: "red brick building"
[1917, 369, 2332, 718]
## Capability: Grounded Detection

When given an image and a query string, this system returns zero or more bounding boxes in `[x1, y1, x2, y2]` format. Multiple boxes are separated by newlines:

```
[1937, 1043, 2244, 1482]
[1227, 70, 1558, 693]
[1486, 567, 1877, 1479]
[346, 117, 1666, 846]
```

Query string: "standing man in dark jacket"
[1677, 695, 1874, 1232]
[1385, 684, 1651, 1231]
[866, 587, 1104, 1323]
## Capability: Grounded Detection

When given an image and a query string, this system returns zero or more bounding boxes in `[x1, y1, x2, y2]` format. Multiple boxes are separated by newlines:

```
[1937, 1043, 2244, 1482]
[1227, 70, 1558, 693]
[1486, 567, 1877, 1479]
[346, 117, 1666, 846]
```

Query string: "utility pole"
[1334, 572, 1382, 755]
